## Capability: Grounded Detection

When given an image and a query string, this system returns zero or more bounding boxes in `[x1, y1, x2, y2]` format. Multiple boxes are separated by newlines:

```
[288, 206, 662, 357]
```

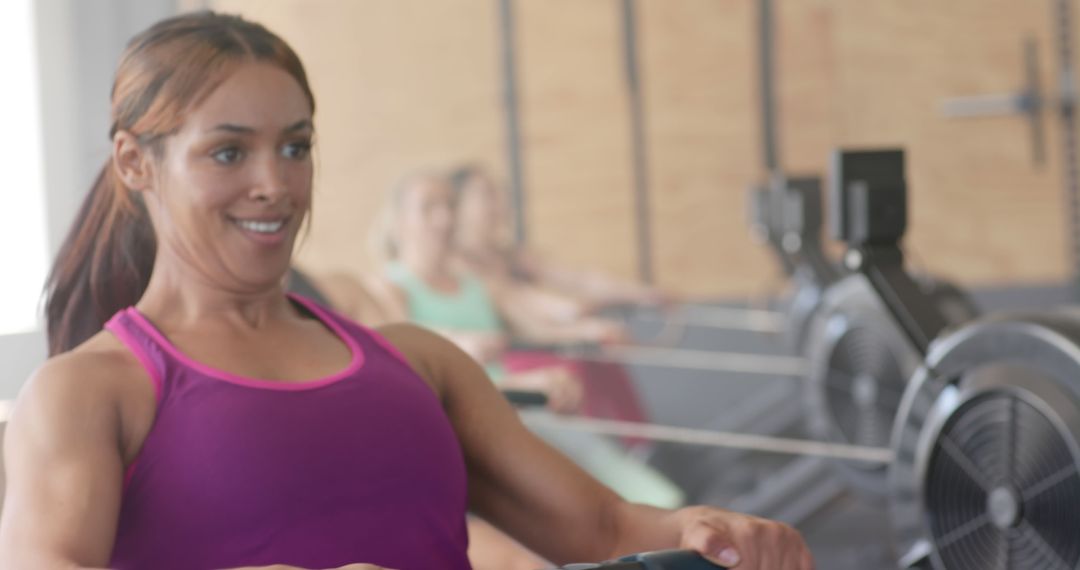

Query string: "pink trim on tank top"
[108, 322, 165, 403]
[362, 325, 412, 366]
[106, 321, 166, 489]
[123, 460, 140, 488]
[122, 294, 365, 391]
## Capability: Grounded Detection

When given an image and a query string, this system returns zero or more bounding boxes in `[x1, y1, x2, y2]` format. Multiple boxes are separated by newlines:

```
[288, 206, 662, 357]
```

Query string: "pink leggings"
[501, 350, 649, 448]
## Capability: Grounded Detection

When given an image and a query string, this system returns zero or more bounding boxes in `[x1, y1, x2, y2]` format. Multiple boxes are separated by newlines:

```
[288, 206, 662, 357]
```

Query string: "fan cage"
[824, 324, 907, 453]
[925, 391, 1080, 570]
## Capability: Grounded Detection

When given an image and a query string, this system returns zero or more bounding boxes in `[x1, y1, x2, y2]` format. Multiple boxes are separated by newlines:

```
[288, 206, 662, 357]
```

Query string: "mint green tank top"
[386, 262, 507, 380]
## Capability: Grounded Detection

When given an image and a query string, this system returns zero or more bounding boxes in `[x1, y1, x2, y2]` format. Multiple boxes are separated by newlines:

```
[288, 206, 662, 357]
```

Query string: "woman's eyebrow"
[206, 119, 313, 135]
[284, 119, 314, 133]
[210, 123, 254, 134]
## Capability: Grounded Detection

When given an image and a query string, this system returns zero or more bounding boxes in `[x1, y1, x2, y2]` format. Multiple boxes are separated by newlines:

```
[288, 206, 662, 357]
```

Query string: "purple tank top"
[105, 294, 472, 570]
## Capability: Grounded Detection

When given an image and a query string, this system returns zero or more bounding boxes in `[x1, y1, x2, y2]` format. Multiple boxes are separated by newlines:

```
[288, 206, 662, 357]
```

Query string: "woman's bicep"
[375, 325, 621, 563]
[0, 360, 126, 569]
[433, 337, 620, 563]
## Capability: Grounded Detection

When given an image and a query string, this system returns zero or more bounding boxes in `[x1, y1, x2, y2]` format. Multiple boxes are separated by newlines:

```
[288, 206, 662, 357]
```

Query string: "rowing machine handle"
[501, 389, 549, 408]
[555, 549, 726, 569]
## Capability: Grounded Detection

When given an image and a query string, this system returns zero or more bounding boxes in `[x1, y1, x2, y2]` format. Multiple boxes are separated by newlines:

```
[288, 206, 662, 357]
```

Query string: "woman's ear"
[112, 130, 154, 191]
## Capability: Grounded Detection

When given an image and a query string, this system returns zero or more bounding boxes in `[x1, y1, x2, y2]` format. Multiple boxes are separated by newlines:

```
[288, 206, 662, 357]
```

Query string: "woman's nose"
[250, 155, 287, 202]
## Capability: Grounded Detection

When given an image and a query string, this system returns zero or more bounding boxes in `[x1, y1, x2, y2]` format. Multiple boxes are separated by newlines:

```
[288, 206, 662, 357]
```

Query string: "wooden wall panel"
[640, 0, 775, 298]
[198, 0, 1069, 298]
[776, 0, 836, 175]
[515, 0, 640, 283]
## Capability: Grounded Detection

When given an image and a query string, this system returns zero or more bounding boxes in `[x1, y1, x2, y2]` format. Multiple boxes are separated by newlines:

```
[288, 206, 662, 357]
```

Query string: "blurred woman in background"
[378, 169, 685, 509]
[447, 164, 666, 439]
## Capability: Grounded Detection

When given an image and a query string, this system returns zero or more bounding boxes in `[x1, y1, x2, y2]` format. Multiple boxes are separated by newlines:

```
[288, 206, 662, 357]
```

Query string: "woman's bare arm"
[514, 249, 668, 308]
[0, 349, 132, 569]
[490, 282, 627, 346]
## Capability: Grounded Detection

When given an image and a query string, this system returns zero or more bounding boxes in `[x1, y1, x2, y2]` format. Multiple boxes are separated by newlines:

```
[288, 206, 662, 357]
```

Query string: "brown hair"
[370, 168, 447, 264]
[44, 11, 316, 355]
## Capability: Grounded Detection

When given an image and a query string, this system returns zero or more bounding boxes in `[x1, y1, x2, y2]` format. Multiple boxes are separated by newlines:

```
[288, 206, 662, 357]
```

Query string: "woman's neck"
[135, 258, 294, 330]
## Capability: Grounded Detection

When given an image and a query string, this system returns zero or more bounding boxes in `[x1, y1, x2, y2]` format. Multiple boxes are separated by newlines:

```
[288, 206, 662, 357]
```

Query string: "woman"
[378, 169, 680, 510]
[377, 170, 598, 411]
[447, 165, 657, 439]
[0, 12, 812, 570]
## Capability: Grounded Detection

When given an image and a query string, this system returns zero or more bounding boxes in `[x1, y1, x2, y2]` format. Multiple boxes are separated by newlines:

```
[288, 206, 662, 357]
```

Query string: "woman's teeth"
[236, 219, 285, 233]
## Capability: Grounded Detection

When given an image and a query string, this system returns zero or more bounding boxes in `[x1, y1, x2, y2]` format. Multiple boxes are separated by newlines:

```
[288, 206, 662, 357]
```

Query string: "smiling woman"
[0, 0, 48, 336]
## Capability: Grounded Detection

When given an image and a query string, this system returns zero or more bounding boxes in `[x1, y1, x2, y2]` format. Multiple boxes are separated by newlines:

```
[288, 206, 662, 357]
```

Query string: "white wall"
[0, 332, 47, 400]
[41, 0, 181, 250]
[0, 0, 178, 400]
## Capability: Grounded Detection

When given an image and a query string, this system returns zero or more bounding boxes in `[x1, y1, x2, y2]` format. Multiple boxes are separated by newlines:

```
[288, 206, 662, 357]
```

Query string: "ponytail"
[44, 164, 156, 355]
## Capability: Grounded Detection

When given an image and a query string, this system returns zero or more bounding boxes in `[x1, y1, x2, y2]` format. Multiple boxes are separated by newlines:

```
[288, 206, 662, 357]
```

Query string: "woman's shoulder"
[31, 332, 146, 399]
[371, 322, 439, 372]
[15, 331, 149, 437]
[372, 322, 481, 396]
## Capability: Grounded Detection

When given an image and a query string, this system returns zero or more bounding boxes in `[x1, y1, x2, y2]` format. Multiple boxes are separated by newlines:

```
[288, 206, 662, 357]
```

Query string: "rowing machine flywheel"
[805, 274, 977, 496]
[890, 311, 1080, 569]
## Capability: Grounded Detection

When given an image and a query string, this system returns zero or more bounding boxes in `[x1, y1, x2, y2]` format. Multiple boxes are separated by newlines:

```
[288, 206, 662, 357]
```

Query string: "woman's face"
[145, 62, 314, 292]
[455, 173, 504, 248]
[396, 175, 455, 259]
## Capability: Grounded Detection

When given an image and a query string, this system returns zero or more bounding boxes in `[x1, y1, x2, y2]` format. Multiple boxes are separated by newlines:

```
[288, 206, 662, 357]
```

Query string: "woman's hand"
[508, 367, 584, 414]
[673, 506, 814, 570]
[536, 368, 584, 414]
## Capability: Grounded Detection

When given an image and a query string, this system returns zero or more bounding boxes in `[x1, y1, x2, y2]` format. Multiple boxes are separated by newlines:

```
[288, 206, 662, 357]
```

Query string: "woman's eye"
[283, 140, 312, 160]
[212, 147, 242, 164]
